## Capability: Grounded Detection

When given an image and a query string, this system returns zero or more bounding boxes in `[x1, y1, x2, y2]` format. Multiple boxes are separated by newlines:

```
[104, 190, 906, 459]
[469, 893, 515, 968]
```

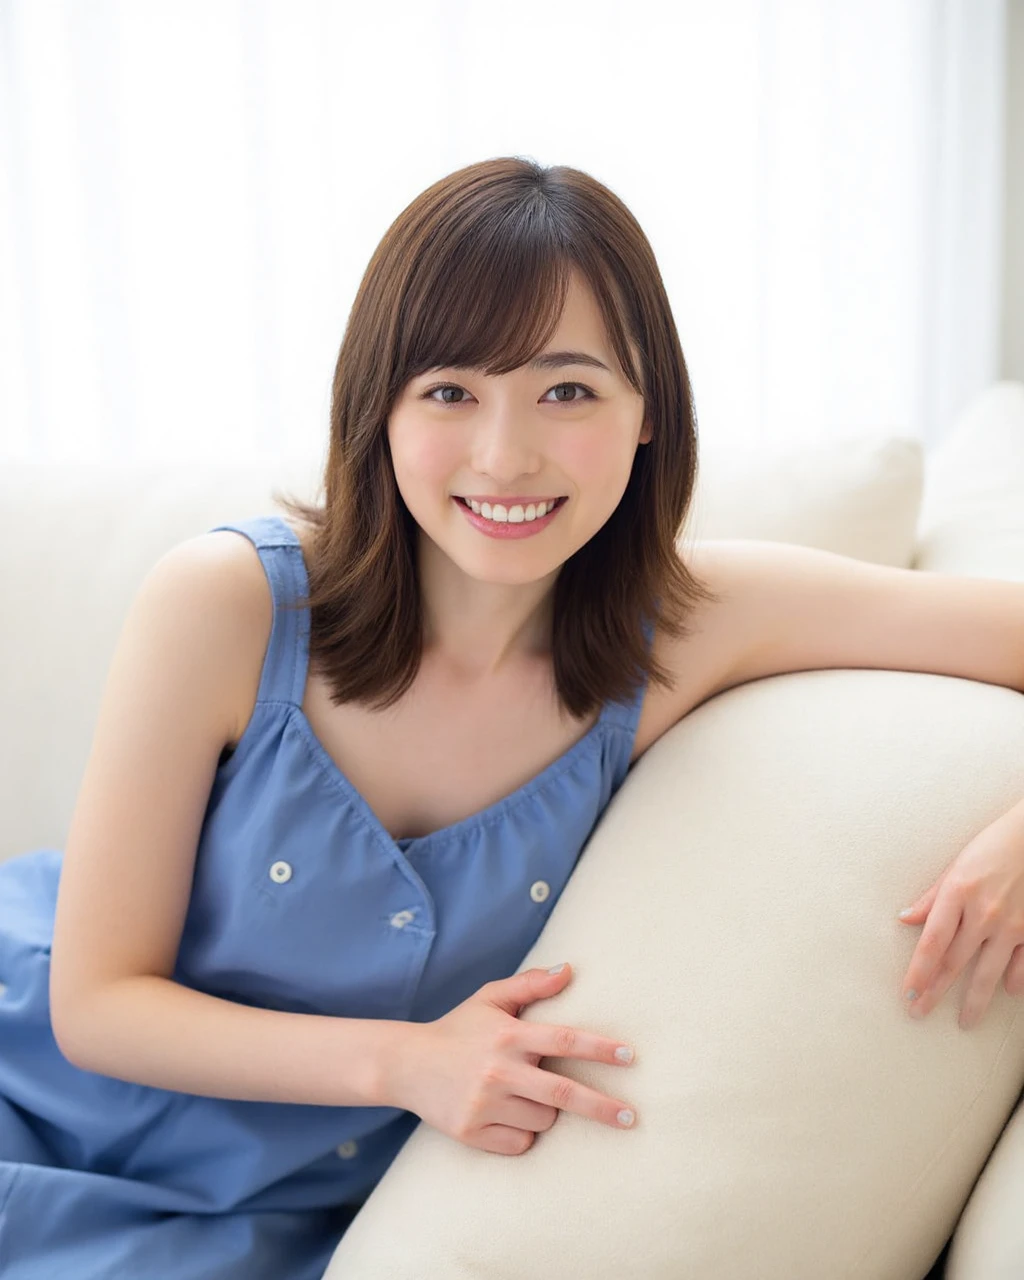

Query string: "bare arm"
[62, 975, 409, 1107]
[49, 532, 410, 1108]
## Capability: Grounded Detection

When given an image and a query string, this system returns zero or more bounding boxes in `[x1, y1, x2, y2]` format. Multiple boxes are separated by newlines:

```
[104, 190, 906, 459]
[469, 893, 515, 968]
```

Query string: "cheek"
[389, 425, 458, 491]
[560, 437, 632, 500]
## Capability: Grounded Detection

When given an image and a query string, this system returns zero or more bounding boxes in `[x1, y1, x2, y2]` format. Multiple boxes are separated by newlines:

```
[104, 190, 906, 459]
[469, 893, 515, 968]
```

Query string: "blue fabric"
[0, 513, 653, 1278]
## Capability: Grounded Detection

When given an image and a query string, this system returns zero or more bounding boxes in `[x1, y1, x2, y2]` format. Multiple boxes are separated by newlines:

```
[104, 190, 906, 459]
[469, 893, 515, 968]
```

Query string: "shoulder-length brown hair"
[275, 155, 720, 722]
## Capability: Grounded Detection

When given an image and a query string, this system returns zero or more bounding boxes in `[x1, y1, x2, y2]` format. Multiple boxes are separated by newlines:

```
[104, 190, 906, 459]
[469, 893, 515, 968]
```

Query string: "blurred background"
[0, 0, 1019, 464]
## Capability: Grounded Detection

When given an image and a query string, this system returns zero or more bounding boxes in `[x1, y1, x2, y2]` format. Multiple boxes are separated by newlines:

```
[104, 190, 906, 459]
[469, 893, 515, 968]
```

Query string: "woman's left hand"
[898, 800, 1024, 1030]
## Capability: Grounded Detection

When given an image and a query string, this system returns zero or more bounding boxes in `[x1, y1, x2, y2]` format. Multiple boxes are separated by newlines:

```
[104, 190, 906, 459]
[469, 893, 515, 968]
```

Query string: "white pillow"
[324, 669, 1024, 1280]
[914, 380, 1024, 581]
[680, 431, 923, 567]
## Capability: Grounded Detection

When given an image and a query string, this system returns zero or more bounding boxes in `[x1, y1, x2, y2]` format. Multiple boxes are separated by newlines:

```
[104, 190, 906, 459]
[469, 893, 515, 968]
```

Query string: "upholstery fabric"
[324, 668, 1024, 1279]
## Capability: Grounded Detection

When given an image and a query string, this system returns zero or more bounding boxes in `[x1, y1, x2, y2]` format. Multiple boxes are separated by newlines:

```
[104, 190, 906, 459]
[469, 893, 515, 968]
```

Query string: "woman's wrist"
[369, 1018, 428, 1110]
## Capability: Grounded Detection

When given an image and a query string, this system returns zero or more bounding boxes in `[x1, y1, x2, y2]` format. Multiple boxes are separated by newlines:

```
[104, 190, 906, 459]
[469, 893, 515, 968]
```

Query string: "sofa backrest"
[1, 433, 923, 861]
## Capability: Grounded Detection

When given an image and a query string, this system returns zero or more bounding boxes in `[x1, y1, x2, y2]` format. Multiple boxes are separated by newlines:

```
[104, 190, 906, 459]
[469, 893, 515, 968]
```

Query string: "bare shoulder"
[631, 539, 758, 762]
[169, 526, 273, 622]
[160, 527, 275, 746]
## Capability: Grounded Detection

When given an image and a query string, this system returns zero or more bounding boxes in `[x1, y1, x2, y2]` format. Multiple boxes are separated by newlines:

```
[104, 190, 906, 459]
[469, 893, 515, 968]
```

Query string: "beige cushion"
[947, 1102, 1024, 1278]
[324, 669, 1024, 1279]
[914, 381, 1024, 581]
[0, 434, 922, 864]
[914, 379, 1024, 1278]
[681, 431, 923, 567]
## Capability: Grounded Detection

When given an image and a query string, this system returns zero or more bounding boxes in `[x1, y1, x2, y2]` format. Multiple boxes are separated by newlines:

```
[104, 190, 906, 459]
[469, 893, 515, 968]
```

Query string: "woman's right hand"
[385, 963, 638, 1155]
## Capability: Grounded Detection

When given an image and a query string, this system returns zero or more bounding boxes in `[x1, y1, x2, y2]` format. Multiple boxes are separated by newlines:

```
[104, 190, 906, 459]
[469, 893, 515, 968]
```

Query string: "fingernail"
[904, 989, 918, 1001]
[617, 1109, 635, 1127]
[898, 908, 914, 919]
[615, 1046, 634, 1064]
[547, 963, 566, 974]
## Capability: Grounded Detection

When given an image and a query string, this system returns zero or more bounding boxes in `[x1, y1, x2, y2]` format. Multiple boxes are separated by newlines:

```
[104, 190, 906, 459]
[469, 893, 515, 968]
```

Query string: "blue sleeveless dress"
[0, 513, 654, 1279]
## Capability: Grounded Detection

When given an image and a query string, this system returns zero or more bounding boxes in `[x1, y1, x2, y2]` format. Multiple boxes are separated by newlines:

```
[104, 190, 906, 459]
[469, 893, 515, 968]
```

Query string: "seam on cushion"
[842, 1001, 1024, 1279]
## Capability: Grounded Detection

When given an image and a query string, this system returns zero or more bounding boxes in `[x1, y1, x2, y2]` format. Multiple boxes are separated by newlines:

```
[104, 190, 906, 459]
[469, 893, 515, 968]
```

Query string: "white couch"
[4, 382, 1024, 1278]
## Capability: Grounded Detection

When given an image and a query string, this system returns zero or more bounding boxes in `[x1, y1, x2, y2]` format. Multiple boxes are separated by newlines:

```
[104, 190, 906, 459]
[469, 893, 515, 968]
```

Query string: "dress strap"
[206, 514, 310, 708]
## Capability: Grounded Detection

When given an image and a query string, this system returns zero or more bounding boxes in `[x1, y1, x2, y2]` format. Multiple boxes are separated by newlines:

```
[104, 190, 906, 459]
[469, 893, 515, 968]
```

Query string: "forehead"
[548, 270, 614, 351]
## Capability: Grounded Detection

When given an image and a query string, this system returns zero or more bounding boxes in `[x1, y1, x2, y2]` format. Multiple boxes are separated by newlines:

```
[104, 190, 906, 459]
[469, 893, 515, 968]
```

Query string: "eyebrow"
[528, 350, 611, 373]
[432, 350, 612, 375]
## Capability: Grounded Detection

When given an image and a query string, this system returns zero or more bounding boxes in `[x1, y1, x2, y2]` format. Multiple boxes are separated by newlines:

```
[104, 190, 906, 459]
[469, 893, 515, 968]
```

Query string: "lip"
[453, 494, 566, 539]
[455, 495, 566, 506]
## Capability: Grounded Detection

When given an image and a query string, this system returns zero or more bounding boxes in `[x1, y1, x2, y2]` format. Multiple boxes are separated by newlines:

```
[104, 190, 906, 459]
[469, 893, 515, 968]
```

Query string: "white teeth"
[466, 499, 558, 523]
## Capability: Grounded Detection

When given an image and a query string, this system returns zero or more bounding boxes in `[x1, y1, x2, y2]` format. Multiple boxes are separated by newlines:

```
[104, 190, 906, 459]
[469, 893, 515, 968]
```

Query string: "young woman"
[6, 147, 1024, 1279]
[0, 155, 752, 1278]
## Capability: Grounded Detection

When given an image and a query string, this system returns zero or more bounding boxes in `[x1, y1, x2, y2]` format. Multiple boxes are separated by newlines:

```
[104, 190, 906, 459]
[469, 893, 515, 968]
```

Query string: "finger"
[960, 938, 1019, 1030]
[490, 965, 571, 1018]
[514, 1063, 637, 1130]
[476, 1124, 536, 1156]
[500, 1096, 559, 1132]
[907, 917, 987, 1018]
[902, 897, 964, 1007]
[525, 1023, 636, 1069]
[1005, 944, 1024, 996]
[898, 864, 954, 923]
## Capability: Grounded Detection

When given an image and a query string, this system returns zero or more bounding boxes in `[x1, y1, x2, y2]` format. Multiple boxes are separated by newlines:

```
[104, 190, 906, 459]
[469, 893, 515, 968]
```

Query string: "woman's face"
[386, 272, 651, 589]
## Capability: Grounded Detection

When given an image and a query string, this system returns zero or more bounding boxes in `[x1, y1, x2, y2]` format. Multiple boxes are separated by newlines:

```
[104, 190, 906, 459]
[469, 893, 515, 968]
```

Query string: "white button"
[390, 910, 415, 929]
[269, 861, 293, 884]
[336, 1140, 359, 1159]
[529, 880, 550, 903]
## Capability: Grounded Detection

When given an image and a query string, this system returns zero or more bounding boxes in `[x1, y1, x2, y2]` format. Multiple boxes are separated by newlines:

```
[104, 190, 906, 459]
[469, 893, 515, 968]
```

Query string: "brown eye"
[547, 383, 594, 403]
[419, 384, 467, 405]
[421, 382, 596, 406]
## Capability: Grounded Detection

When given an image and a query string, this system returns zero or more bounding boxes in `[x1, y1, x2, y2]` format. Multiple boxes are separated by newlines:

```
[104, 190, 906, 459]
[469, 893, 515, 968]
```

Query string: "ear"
[638, 420, 653, 445]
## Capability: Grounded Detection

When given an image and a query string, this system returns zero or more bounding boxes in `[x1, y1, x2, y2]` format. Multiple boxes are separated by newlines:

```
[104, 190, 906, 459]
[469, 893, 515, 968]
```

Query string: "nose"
[468, 410, 544, 488]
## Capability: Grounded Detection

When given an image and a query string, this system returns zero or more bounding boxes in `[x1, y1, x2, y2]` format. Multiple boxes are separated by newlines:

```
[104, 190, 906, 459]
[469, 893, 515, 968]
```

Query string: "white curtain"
[0, 0, 1007, 463]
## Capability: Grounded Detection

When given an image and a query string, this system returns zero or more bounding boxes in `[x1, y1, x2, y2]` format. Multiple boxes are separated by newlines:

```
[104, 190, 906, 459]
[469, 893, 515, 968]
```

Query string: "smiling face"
[386, 270, 652, 592]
